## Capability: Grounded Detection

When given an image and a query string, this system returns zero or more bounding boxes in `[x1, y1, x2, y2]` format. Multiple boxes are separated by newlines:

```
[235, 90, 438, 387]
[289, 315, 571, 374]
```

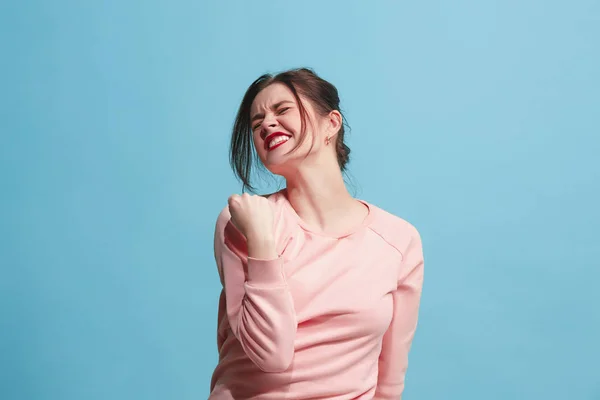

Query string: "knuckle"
[228, 194, 241, 207]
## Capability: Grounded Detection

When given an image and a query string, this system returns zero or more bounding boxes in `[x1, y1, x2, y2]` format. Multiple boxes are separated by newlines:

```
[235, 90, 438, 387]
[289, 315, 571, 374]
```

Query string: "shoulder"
[366, 202, 422, 262]
[367, 203, 424, 282]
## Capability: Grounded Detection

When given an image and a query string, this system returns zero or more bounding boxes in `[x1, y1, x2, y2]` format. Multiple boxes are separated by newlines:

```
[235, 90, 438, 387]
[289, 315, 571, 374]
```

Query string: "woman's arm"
[374, 230, 424, 399]
[213, 206, 297, 373]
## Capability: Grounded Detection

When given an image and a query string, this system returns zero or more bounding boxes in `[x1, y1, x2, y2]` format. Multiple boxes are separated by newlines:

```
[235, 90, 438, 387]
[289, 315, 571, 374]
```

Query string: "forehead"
[250, 83, 296, 113]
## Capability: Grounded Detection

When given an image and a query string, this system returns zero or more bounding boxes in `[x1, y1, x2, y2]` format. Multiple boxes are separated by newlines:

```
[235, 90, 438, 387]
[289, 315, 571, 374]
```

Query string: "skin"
[228, 83, 369, 259]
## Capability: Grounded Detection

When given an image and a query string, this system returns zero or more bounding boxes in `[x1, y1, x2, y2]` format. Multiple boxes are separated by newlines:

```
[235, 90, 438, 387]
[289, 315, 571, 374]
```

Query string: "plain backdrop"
[2, 1, 599, 399]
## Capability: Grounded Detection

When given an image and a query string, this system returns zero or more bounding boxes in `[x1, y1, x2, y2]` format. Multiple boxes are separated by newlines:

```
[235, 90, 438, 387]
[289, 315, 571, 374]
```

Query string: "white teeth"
[268, 136, 289, 149]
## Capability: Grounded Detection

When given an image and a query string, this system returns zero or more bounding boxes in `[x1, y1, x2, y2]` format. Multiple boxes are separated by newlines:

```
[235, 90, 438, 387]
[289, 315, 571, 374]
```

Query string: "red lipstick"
[265, 132, 291, 151]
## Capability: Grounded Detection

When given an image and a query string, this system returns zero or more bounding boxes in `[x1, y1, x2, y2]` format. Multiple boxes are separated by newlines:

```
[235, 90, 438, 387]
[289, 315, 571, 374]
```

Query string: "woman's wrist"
[247, 233, 277, 260]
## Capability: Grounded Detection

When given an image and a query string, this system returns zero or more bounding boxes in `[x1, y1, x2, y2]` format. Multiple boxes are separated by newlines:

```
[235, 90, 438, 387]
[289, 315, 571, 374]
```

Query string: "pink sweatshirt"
[209, 189, 424, 400]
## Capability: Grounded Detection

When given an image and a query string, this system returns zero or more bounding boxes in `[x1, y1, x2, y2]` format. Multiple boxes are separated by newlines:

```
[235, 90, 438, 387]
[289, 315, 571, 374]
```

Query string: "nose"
[259, 114, 278, 140]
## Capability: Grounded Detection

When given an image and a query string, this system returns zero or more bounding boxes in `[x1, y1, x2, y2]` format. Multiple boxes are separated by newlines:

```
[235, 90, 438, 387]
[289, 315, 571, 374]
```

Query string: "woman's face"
[250, 83, 327, 175]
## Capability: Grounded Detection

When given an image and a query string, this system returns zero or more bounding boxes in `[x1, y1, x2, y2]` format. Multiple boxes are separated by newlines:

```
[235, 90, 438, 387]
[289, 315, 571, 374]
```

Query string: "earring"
[325, 136, 331, 145]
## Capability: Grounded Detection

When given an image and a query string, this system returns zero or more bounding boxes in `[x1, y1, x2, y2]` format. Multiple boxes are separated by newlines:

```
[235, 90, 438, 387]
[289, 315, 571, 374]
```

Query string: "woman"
[209, 68, 424, 399]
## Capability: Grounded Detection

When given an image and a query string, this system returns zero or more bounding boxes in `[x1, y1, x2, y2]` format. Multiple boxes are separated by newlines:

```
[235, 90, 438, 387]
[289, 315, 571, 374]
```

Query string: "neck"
[283, 153, 356, 232]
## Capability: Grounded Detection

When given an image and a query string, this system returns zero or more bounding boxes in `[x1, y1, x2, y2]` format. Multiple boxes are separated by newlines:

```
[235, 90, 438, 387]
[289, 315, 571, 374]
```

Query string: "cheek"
[281, 112, 302, 134]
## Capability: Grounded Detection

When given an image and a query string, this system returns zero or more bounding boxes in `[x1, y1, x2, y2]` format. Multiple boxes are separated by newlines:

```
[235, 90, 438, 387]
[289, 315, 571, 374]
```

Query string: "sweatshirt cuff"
[246, 256, 286, 286]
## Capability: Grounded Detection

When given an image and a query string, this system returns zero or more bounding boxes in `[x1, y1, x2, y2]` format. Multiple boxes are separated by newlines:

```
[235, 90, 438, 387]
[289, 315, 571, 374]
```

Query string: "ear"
[327, 110, 343, 137]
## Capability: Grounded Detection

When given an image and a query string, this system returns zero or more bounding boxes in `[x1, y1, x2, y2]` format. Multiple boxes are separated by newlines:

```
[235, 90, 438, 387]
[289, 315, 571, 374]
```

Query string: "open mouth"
[265, 133, 291, 151]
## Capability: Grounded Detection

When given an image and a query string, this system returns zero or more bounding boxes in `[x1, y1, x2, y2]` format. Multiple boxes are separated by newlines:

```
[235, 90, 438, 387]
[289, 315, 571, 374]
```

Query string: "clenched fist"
[227, 193, 275, 241]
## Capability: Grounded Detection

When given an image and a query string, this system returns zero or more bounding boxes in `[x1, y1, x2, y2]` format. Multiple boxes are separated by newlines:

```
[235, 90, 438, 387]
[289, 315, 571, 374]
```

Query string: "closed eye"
[251, 107, 292, 130]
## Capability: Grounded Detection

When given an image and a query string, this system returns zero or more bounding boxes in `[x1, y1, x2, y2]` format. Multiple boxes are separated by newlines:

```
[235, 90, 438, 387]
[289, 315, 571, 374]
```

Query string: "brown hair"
[229, 67, 351, 193]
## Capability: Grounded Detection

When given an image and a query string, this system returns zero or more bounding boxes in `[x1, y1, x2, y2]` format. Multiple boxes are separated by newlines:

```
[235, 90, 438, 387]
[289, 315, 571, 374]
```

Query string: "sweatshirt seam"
[366, 226, 405, 263]
[244, 282, 289, 290]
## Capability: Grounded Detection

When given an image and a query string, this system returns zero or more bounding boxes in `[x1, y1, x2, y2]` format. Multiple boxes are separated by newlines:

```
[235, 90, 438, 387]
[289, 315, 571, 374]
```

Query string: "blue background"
[2, 1, 599, 399]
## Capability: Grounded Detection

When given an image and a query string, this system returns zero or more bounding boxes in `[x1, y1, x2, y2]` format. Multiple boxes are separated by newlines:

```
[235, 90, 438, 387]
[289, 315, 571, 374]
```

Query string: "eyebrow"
[251, 100, 294, 123]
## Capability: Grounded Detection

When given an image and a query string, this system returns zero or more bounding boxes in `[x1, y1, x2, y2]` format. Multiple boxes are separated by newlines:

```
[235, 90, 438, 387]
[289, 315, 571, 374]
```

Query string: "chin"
[264, 161, 287, 175]
[264, 156, 297, 176]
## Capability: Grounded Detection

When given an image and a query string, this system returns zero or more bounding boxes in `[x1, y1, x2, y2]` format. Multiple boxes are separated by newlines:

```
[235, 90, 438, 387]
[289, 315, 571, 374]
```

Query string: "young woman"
[209, 68, 424, 400]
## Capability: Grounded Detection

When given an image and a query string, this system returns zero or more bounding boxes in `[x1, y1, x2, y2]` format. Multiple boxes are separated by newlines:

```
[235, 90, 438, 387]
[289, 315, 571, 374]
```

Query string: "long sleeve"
[374, 229, 424, 399]
[213, 206, 297, 373]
